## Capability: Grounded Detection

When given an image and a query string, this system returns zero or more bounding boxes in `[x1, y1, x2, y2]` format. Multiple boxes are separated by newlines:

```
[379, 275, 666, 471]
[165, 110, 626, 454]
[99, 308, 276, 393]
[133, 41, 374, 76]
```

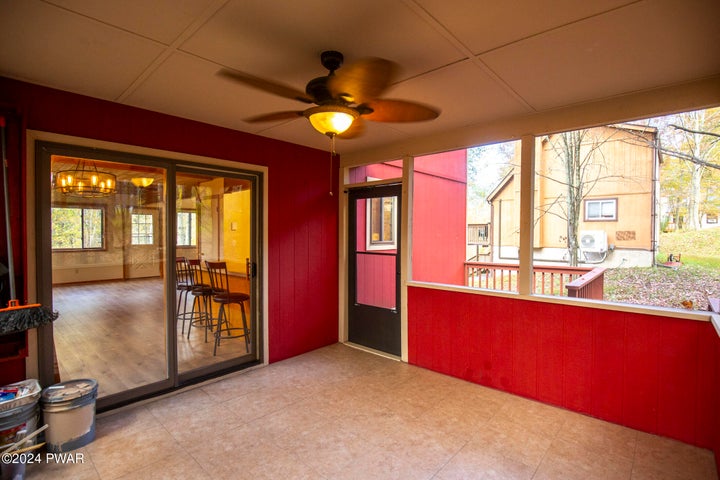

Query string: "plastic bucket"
[41, 379, 98, 453]
[0, 402, 40, 480]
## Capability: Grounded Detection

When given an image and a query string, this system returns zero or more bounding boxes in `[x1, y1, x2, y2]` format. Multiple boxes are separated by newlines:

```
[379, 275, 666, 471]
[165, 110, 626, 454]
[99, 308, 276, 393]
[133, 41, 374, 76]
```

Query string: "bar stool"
[175, 257, 194, 334]
[186, 259, 214, 342]
[205, 261, 251, 355]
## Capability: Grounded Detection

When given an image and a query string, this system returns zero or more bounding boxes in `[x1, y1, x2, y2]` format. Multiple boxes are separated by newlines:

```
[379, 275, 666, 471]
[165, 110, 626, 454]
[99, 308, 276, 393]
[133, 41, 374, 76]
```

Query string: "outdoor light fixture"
[304, 104, 358, 137]
[131, 177, 154, 188]
[54, 159, 116, 197]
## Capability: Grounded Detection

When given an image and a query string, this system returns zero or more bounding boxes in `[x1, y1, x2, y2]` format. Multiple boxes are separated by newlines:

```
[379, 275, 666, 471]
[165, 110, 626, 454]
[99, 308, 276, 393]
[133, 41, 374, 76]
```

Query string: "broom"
[0, 116, 58, 335]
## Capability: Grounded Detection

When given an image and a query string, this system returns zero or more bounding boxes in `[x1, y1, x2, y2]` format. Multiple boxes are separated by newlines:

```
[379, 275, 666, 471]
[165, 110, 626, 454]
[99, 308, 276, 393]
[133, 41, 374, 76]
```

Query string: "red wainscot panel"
[407, 285, 720, 457]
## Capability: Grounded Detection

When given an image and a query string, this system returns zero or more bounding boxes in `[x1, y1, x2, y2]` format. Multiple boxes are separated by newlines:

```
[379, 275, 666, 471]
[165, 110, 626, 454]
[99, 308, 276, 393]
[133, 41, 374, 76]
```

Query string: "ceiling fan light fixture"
[305, 105, 358, 136]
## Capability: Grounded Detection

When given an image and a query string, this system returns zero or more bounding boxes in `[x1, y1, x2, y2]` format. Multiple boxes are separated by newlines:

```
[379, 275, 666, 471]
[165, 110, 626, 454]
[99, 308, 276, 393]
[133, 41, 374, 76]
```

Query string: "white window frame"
[366, 196, 398, 251]
[131, 212, 154, 245]
[585, 198, 618, 221]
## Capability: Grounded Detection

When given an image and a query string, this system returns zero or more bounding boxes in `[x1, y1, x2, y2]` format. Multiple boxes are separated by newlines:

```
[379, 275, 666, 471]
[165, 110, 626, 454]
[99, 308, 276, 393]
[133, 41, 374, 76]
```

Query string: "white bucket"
[41, 379, 98, 453]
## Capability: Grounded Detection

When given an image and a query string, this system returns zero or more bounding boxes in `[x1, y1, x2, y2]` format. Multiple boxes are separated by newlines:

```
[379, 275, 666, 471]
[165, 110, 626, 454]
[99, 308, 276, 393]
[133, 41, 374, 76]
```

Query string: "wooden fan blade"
[361, 99, 440, 123]
[218, 69, 313, 104]
[338, 118, 365, 139]
[328, 58, 397, 104]
[245, 111, 303, 123]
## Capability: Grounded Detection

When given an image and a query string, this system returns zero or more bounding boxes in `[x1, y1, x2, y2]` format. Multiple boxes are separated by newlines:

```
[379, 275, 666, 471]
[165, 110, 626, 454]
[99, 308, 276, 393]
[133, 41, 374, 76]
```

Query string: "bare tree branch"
[669, 123, 720, 139]
[659, 147, 720, 171]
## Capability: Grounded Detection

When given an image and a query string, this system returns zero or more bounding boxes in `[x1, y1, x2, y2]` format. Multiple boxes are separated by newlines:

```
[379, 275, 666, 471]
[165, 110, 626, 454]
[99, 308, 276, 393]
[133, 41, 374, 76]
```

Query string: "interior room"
[0, 1, 719, 478]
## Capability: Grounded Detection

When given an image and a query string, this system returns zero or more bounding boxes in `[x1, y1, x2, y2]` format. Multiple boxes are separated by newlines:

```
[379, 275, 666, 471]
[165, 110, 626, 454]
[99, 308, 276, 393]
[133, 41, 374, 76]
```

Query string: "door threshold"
[344, 342, 401, 361]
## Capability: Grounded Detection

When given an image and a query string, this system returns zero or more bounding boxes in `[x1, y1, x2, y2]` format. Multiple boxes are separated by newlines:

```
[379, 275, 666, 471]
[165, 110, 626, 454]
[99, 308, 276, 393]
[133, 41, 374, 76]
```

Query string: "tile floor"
[25, 343, 718, 479]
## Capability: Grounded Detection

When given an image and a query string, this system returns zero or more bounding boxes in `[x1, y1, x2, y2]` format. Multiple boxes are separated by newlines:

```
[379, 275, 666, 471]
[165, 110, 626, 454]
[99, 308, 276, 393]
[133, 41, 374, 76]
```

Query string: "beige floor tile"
[281, 420, 371, 478]
[555, 412, 638, 461]
[435, 438, 537, 480]
[490, 394, 571, 438]
[86, 424, 187, 479]
[476, 416, 556, 467]
[24, 447, 99, 480]
[113, 452, 209, 480]
[23, 344, 719, 479]
[335, 442, 438, 480]
[534, 437, 634, 480]
[633, 432, 718, 480]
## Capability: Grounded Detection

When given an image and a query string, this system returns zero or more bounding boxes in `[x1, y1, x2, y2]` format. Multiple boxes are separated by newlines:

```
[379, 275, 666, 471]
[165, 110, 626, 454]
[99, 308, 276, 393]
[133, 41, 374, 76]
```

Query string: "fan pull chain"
[328, 134, 336, 196]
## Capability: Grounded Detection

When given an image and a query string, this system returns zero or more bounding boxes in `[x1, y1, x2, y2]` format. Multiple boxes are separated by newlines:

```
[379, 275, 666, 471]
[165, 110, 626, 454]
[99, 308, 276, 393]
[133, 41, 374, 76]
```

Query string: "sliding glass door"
[175, 168, 258, 378]
[36, 142, 261, 409]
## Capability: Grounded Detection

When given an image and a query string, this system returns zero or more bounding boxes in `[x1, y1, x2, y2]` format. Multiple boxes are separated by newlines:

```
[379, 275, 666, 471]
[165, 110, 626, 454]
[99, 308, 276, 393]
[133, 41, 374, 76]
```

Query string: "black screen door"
[348, 184, 401, 356]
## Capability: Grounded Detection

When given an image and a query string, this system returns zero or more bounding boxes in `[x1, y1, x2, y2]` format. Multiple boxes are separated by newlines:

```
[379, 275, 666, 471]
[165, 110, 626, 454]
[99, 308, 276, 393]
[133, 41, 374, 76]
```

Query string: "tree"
[537, 129, 606, 266]
[629, 107, 720, 231]
[659, 109, 720, 230]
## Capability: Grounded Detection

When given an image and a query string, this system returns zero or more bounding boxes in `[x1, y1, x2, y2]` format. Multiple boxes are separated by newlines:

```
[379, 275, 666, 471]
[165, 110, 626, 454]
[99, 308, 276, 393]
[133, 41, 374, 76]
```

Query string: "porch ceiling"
[1, 0, 719, 157]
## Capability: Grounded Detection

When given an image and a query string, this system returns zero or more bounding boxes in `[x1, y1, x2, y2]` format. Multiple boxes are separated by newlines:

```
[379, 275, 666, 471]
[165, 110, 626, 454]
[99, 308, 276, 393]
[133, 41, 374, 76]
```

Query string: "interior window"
[177, 211, 197, 246]
[131, 213, 154, 245]
[51, 206, 104, 250]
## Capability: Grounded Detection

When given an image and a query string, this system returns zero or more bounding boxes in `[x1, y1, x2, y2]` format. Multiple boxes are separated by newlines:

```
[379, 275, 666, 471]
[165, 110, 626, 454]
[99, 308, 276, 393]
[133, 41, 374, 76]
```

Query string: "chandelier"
[54, 159, 117, 197]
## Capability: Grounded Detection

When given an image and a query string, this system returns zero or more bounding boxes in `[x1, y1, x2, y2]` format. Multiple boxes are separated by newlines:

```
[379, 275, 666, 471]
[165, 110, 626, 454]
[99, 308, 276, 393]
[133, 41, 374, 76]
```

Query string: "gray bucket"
[0, 403, 40, 480]
[41, 379, 98, 453]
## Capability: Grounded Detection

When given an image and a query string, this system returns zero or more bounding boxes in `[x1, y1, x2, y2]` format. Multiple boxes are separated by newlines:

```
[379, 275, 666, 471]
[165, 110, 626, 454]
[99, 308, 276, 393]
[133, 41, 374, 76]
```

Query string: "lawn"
[604, 227, 720, 310]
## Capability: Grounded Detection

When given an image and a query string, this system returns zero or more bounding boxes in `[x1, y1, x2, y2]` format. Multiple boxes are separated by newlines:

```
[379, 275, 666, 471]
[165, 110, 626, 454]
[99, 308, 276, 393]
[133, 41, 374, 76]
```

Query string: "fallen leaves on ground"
[604, 265, 720, 311]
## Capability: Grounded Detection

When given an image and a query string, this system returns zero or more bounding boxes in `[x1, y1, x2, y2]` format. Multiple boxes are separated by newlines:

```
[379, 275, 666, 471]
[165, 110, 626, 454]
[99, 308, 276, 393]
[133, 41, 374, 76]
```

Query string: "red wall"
[408, 286, 720, 472]
[0, 77, 339, 364]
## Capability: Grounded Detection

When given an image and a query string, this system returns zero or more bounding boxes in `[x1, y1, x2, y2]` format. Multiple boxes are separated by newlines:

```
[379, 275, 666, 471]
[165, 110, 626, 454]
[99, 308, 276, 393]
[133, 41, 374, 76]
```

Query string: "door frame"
[340, 160, 413, 362]
[347, 184, 402, 356]
[26, 130, 269, 410]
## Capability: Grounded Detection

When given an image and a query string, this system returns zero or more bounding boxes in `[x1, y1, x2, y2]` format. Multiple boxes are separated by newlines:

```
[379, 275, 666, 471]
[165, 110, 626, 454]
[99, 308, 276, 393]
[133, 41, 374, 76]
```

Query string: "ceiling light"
[131, 177, 154, 188]
[304, 105, 358, 137]
[54, 159, 116, 197]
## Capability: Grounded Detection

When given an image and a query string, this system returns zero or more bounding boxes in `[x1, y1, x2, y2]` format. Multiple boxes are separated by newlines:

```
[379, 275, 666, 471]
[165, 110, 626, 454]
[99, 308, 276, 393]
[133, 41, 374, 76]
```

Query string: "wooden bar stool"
[205, 261, 251, 355]
[186, 259, 214, 342]
[175, 257, 194, 335]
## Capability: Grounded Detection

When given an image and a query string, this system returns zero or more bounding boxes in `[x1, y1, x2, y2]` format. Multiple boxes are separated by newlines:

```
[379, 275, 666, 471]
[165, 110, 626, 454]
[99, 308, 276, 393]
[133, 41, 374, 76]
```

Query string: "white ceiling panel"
[44, 0, 218, 44]
[384, 60, 532, 134]
[481, 0, 720, 110]
[0, 0, 718, 157]
[0, 0, 164, 100]
[415, 0, 636, 54]
[180, 0, 465, 82]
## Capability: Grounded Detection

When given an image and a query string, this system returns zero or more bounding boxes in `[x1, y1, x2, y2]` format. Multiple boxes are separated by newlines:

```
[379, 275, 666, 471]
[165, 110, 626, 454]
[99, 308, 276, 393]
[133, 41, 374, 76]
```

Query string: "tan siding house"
[488, 124, 659, 267]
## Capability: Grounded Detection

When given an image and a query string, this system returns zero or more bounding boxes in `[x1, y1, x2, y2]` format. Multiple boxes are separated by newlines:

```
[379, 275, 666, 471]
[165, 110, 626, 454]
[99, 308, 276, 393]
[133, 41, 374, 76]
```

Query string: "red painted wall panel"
[0, 77, 339, 364]
[562, 306, 593, 414]
[656, 320, 700, 444]
[408, 285, 720, 468]
[623, 314, 659, 433]
[535, 304, 564, 405]
[512, 305, 538, 399]
[591, 312, 625, 422]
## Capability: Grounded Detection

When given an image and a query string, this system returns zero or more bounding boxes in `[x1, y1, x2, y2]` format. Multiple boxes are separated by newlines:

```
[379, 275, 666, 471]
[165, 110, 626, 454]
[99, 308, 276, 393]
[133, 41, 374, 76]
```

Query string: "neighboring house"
[487, 124, 659, 267]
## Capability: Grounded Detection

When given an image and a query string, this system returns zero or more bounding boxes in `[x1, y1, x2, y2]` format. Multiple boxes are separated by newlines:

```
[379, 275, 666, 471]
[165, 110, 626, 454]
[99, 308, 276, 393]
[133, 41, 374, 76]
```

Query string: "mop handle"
[0, 116, 16, 300]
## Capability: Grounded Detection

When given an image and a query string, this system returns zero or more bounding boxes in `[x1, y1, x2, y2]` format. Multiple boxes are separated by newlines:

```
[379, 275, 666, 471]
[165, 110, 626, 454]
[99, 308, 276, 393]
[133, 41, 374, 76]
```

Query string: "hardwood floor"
[52, 277, 253, 398]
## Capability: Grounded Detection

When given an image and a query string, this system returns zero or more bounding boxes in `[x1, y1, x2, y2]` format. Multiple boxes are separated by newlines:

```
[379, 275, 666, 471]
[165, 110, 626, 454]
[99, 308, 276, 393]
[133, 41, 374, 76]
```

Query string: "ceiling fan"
[217, 50, 440, 139]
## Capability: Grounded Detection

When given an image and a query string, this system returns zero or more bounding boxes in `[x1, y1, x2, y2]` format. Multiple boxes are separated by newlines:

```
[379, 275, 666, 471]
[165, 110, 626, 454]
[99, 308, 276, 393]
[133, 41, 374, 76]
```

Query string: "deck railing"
[464, 262, 606, 300]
